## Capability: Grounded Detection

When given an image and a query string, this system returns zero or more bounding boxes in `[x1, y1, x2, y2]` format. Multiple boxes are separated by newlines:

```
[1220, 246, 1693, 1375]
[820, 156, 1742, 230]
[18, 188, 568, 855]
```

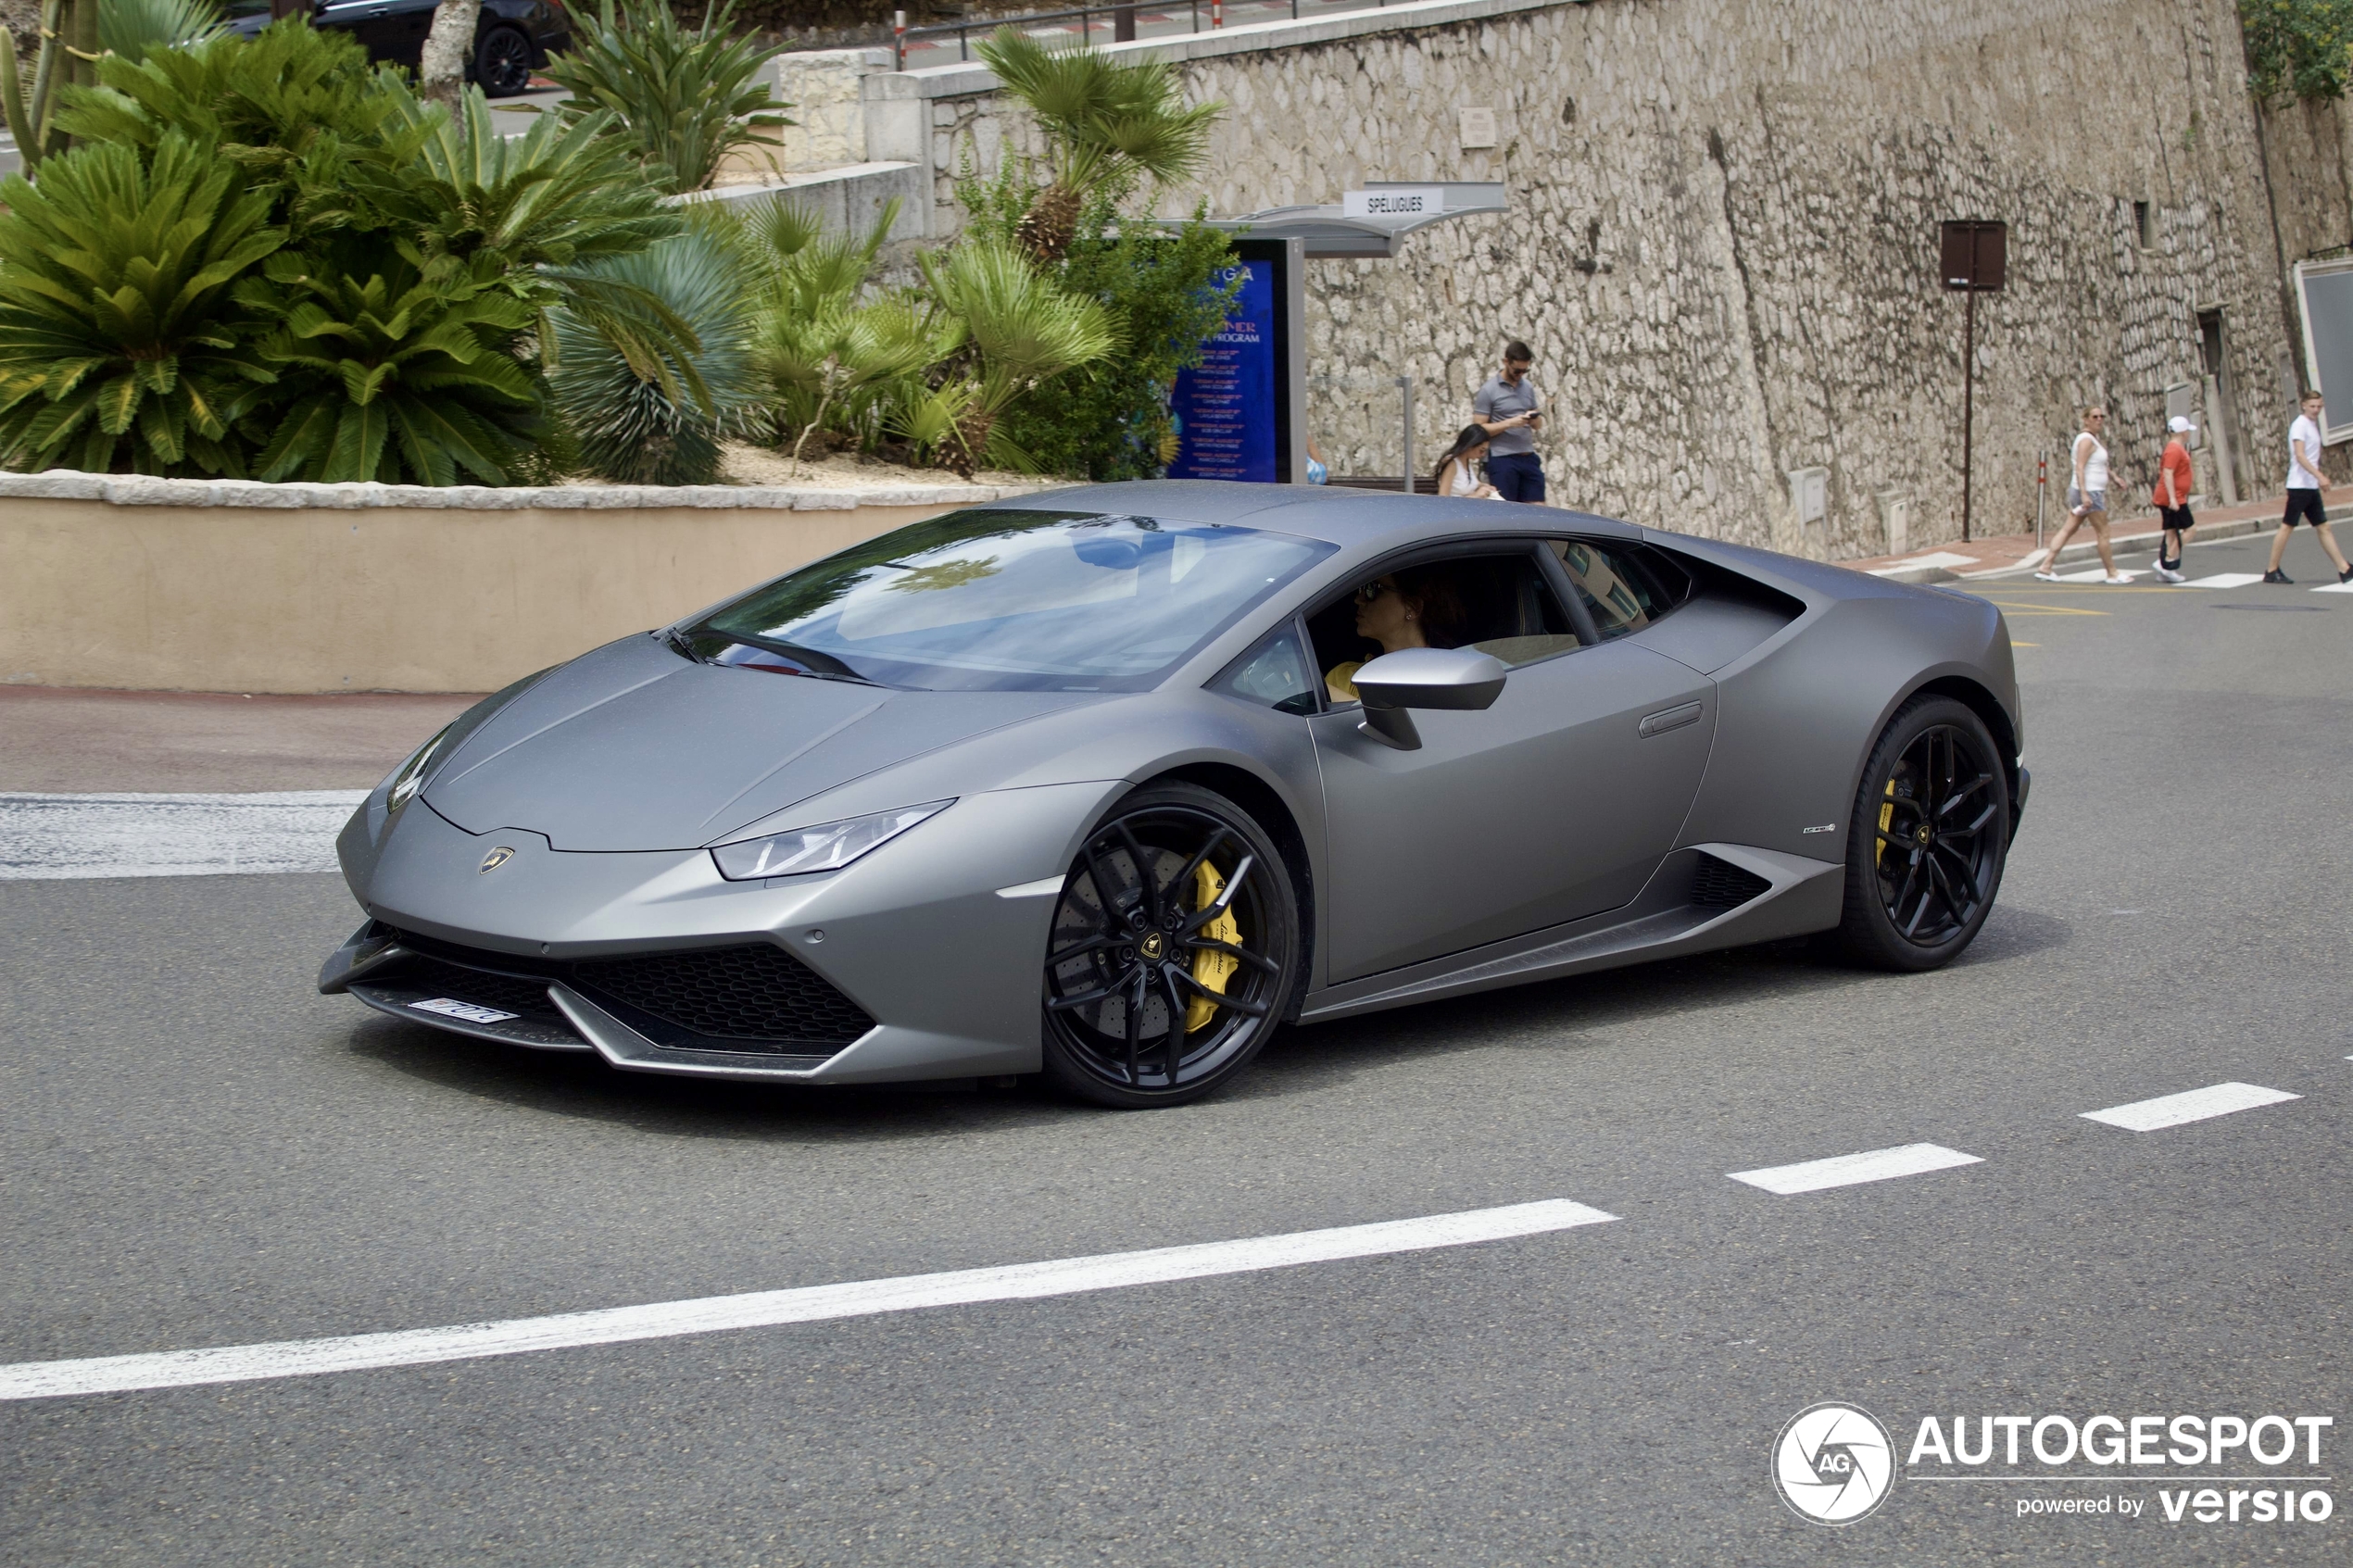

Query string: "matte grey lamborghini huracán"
[321, 481, 2028, 1107]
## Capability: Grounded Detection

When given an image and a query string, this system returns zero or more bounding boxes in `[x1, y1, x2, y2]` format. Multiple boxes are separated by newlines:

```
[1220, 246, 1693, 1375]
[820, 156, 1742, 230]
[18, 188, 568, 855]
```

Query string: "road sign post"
[1940, 220, 2007, 545]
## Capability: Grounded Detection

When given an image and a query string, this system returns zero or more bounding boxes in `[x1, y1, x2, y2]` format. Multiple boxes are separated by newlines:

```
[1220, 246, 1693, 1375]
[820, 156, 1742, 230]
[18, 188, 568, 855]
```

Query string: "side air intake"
[1690, 852, 1773, 910]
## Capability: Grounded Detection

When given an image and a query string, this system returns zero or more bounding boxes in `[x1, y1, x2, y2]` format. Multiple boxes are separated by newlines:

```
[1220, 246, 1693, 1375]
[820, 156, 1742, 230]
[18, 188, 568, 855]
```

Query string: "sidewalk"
[1842, 484, 2353, 583]
[0, 687, 479, 794]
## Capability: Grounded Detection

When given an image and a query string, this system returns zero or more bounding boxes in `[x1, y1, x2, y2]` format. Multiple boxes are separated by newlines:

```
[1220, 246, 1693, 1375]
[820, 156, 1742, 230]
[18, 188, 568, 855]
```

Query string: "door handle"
[1637, 701, 1702, 738]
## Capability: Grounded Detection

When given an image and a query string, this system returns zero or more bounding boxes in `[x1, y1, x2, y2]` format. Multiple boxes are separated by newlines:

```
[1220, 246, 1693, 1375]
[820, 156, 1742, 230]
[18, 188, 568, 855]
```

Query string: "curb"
[1956, 505, 2351, 582]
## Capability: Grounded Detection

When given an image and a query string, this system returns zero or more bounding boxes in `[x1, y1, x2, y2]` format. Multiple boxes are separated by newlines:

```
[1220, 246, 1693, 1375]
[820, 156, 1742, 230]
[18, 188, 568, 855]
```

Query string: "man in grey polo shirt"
[1472, 340, 1545, 503]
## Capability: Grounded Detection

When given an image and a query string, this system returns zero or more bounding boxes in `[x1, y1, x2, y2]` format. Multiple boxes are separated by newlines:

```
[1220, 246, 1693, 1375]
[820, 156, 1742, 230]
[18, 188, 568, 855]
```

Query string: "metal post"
[1190, 0, 1199, 31]
[1396, 375, 1415, 495]
[1115, 0, 1136, 40]
[1960, 255, 1976, 544]
[1211, 0, 1222, 25]
[893, 8, 905, 69]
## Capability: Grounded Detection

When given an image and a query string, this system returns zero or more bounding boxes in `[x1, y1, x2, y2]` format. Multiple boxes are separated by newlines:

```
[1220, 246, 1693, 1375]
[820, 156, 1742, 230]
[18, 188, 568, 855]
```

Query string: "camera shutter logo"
[1773, 1402, 1896, 1524]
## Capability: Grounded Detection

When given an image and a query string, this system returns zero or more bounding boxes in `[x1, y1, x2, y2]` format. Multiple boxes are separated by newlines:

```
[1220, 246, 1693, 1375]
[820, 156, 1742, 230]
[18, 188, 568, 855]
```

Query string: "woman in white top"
[2035, 406, 2128, 583]
[1431, 424, 1499, 498]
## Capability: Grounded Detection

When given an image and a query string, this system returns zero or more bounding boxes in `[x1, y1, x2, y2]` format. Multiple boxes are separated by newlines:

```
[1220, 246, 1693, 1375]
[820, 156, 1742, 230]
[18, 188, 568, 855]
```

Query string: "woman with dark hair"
[1432, 424, 1498, 498]
[1323, 568, 1468, 702]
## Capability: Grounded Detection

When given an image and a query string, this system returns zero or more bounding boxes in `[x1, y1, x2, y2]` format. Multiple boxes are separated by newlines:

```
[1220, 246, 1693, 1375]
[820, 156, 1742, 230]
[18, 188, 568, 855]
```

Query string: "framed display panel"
[1169, 238, 1307, 483]
[2294, 257, 2353, 443]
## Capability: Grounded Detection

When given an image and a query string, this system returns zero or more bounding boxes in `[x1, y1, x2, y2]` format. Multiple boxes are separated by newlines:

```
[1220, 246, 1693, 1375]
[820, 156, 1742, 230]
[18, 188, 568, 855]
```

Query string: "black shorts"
[2284, 488, 2327, 528]
[2159, 506, 2195, 532]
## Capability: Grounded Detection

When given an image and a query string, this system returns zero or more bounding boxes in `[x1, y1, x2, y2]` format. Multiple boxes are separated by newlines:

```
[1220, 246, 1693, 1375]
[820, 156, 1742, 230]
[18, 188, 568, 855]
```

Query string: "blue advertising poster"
[1168, 261, 1277, 482]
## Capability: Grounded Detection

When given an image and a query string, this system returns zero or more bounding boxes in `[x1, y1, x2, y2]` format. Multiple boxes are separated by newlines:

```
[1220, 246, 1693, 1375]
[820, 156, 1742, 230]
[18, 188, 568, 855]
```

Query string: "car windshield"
[687, 509, 1334, 692]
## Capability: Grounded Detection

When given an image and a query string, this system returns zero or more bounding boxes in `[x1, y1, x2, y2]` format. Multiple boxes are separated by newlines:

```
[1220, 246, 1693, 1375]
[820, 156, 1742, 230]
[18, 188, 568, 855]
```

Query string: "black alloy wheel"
[474, 26, 535, 97]
[1039, 783, 1299, 1108]
[1834, 695, 2010, 972]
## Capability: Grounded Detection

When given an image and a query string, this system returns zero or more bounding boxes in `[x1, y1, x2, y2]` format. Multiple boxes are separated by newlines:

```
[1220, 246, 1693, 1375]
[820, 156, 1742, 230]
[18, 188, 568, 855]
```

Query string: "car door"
[1306, 543, 1716, 983]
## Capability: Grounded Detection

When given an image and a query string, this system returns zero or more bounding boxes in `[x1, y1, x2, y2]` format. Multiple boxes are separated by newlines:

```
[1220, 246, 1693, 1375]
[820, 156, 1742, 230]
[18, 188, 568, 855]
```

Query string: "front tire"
[1039, 783, 1300, 1108]
[1832, 696, 2010, 971]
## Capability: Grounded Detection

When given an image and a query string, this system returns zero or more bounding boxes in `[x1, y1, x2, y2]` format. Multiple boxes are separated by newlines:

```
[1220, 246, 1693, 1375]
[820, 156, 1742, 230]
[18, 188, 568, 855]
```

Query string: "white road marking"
[0, 1198, 1618, 1401]
[0, 791, 367, 880]
[994, 874, 1067, 898]
[1868, 551, 1978, 576]
[2079, 1081, 2300, 1132]
[2189, 572, 2267, 588]
[2311, 581, 2353, 594]
[1728, 1143, 1982, 1195]
[2055, 568, 2145, 583]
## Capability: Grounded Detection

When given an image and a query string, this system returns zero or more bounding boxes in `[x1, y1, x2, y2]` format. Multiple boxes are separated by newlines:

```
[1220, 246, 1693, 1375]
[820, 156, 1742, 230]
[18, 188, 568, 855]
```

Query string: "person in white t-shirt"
[2263, 389, 2351, 584]
[1431, 425, 1499, 498]
[2035, 407, 2129, 583]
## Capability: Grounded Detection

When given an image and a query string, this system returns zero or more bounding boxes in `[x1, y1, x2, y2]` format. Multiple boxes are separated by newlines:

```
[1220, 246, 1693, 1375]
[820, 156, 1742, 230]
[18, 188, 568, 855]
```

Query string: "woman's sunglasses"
[1354, 582, 1392, 604]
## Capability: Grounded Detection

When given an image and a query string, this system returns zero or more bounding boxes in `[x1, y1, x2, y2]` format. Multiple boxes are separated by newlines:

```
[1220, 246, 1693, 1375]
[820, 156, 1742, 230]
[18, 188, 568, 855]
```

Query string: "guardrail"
[892, 0, 1342, 67]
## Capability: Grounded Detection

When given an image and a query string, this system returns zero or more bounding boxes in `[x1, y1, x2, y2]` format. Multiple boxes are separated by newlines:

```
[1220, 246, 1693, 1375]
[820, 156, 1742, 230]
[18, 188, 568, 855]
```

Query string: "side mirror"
[1352, 647, 1507, 750]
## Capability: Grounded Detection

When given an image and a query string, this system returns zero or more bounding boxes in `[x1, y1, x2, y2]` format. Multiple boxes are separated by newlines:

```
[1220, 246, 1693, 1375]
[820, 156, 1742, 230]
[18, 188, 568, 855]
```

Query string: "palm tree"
[972, 29, 1220, 262]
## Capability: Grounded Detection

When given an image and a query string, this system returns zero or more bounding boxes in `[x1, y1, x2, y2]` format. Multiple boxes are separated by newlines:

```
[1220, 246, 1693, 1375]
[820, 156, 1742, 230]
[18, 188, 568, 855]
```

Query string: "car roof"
[988, 479, 1640, 548]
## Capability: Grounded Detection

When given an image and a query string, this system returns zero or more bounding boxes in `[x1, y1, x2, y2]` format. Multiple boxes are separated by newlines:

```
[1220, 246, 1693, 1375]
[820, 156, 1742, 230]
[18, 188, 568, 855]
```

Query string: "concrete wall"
[0, 478, 1043, 694]
[882, 0, 2306, 557]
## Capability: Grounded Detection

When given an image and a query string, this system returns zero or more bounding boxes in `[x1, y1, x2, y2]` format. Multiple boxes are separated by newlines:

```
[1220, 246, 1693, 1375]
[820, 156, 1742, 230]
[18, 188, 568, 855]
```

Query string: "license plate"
[409, 997, 520, 1024]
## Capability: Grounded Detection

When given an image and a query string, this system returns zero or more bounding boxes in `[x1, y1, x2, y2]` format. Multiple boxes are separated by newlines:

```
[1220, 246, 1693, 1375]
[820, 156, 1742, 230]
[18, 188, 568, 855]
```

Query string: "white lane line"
[0, 1198, 1617, 1401]
[2079, 1081, 2300, 1132]
[0, 791, 366, 879]
[1728, 1143, 1982, 1195]
[2312, 581, 2353, 594]
[2189, 572, 2268, 588]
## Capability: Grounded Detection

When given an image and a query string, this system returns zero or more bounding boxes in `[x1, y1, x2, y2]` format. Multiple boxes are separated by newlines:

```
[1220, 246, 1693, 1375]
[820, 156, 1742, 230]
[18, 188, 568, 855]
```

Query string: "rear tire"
[1038, 783, 1300, 1109]
[1832, 696, 2010, 972]
[473, 26, 535, 97]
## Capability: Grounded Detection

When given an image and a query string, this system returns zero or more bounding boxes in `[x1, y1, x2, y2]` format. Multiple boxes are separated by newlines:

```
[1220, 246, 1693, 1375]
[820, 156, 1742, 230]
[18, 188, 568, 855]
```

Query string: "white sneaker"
[2155, 565, 2185, 583]
[2033, 569, 2062, 582]
[2103, 573, 2131, 584]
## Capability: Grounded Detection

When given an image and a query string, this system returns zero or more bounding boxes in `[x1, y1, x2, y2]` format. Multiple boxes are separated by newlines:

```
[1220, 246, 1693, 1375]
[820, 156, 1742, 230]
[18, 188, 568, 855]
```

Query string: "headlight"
[711, 800, 952, 882]
[384, 724, 453, 816]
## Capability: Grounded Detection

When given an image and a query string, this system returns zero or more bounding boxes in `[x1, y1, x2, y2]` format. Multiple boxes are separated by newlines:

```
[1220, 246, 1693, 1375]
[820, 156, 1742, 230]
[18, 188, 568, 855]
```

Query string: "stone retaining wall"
[897, 0, 2305, 558]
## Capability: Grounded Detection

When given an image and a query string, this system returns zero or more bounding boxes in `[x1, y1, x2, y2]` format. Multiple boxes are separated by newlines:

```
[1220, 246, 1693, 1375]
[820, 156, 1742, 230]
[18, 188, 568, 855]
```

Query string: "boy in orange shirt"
[2151, 415, 2196, 583]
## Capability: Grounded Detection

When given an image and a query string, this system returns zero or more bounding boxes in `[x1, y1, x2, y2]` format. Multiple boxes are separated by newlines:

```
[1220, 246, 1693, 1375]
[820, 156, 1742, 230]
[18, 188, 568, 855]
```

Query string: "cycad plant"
[249, 245, 547, 485]
[543, 0, 792, 194]
[971, 29, 1220, 261]
[99, 0, 226, 63]
[917, 235, 1117, 470]
[549, 225, 763, 486]
[0, 135, 282, 475]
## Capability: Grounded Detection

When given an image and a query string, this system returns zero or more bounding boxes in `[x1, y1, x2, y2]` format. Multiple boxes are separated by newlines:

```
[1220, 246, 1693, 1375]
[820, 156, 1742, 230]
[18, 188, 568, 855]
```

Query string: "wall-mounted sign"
[1170, 258, 1278, 483]
[1342, 186, 1445, 220]
[1458, 107, 1497, 148]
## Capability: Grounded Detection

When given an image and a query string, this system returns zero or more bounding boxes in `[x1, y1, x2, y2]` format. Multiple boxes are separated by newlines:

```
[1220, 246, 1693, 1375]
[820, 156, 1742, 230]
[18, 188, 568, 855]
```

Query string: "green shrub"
[0, 134, 282, 475]
[956, 157, 1236, 482]
[2241, 0, 2353, 102]
[543, 0, 791, 194]
[550, 226, 764, 486]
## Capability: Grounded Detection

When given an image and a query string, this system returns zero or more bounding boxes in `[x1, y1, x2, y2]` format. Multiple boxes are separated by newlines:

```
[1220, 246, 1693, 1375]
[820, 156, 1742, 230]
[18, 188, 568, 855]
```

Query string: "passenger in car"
[1324, 571, 1466, 702]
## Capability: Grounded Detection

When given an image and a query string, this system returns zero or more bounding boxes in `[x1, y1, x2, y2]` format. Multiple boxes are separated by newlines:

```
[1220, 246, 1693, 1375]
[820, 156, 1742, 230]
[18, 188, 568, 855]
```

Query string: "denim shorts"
[2066, 487, 2107, 513]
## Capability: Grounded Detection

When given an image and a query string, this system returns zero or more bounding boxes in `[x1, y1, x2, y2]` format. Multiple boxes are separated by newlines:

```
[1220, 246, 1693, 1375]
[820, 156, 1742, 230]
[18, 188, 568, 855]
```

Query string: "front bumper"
[323, 782, 1124, 1083]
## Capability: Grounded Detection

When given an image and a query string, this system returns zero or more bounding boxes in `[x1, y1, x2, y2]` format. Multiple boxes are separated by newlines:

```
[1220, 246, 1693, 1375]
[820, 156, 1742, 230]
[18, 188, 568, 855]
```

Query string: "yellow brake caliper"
[1186, 861, 1240, 1033]
[1877, 780, 1895, 869]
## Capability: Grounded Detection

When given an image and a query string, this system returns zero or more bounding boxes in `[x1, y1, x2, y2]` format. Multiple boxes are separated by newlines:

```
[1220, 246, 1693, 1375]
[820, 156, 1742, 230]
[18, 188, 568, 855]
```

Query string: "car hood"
[422, 635, 1098, 850]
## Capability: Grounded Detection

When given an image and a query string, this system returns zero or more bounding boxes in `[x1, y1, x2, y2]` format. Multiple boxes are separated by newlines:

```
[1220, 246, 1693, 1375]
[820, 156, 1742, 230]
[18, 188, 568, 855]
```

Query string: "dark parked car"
[223, 0, 571, 98]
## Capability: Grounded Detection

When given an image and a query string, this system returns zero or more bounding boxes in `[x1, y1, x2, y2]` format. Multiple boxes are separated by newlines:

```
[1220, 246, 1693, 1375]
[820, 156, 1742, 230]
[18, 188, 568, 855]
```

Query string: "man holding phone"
[1473, 341, 1546, 504]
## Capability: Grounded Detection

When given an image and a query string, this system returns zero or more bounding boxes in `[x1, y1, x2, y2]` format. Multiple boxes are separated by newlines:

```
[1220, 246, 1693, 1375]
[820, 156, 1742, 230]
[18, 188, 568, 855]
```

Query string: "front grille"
[396, 956, 561, 1018]
[1690, 853, 1772, 909]
[382, 928, 875, 1054]
[574, 946, 876, 1046]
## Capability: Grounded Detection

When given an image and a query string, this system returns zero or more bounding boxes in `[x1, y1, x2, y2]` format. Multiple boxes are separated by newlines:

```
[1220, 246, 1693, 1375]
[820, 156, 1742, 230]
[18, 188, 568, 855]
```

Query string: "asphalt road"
[2, 528, 2347, 1565]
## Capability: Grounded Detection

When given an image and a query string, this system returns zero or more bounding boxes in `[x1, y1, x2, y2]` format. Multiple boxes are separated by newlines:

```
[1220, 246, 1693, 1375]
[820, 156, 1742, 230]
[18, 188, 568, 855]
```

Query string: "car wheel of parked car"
[1039, 783, 1300, 1109]
[1835, 695, 2010, 972]
[474, 26, 535, 97]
